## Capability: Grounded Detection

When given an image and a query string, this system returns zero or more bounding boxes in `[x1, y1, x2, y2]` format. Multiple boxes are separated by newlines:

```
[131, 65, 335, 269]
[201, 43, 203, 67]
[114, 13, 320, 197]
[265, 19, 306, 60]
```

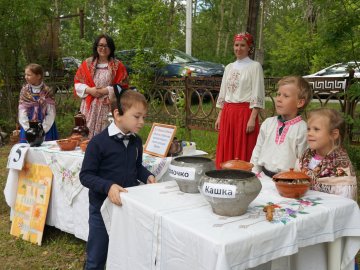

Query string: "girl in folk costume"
[18, 63, 58, 143]
[298, 108, 357, 201]
[215, 32, 265, 168]
[74, 34, 128, 139]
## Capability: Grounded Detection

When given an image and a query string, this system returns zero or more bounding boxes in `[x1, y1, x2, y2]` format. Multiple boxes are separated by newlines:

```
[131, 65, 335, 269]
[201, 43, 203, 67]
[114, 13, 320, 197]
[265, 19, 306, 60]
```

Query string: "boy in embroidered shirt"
[80, 86, 156, 270]
[250, 76, 312, 179]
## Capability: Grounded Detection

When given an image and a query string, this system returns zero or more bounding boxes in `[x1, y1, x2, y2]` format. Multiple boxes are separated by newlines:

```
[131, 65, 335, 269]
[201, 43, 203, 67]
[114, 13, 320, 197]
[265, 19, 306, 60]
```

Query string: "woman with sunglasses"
[74, 34, 128, 139]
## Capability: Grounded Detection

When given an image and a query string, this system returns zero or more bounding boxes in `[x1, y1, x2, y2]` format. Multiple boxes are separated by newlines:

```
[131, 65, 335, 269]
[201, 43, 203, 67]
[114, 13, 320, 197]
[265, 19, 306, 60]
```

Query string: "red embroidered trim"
[275, 115, 302, 145]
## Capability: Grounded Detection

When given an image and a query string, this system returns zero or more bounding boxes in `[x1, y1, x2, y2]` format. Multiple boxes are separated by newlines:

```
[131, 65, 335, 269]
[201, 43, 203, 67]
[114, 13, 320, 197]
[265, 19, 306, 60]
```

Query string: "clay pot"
[167, 137, 182, 157]
[220, 159, 253, 171]
[69, 134, 83, 146]
[168, 156, 215, 193]
[199, 170, 262, 216]
[272, 168, 310, 199]
[72, 112, 89, 137]
[25, 121, 45, 147]
[56, 139, 77, 151]
[80, 139, 90, 152]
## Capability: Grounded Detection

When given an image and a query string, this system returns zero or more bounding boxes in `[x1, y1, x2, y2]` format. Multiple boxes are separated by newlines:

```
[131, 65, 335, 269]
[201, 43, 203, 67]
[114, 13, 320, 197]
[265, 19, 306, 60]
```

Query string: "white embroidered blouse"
[216, 57, 265, 109]
[250, 116, 308, 174]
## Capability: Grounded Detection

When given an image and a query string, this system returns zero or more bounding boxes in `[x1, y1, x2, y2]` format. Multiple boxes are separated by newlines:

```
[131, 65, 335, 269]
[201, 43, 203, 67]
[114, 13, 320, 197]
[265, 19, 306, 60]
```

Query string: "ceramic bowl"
[56, 139, 77, 151]
[80, 139, 90, 152]
[220, 159, 253, 171]
[272, 168, 310, 199]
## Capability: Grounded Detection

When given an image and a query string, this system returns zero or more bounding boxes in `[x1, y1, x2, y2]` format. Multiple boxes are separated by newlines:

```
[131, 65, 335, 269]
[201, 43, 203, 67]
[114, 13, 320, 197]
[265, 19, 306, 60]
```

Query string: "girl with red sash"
[215, 32, 265, 168]
[74, 34, 128, 139]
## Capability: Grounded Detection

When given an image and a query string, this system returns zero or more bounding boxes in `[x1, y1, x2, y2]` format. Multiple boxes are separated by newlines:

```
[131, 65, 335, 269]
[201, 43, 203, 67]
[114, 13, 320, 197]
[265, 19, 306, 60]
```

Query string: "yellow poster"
[10, 162, 53, 245]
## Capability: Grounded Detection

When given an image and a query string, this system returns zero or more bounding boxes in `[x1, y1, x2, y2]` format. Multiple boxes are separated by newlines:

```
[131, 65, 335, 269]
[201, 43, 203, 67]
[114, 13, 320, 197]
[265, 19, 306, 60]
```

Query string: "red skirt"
[215, 103, 259, 169]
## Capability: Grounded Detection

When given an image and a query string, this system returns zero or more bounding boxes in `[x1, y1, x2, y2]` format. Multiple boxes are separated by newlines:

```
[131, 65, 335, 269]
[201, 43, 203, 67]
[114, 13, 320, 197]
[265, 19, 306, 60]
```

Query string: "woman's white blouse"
[216, 57, 265, 109]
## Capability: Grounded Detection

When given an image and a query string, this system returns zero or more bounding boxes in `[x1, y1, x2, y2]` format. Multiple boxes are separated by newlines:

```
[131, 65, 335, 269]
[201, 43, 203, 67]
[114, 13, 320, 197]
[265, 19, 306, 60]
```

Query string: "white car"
[304, 61, 360, 78]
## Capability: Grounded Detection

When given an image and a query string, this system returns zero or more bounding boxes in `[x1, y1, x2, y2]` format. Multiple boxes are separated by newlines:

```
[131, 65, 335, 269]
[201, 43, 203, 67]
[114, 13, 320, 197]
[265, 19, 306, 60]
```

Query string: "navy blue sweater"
[80, 128, 152, 209]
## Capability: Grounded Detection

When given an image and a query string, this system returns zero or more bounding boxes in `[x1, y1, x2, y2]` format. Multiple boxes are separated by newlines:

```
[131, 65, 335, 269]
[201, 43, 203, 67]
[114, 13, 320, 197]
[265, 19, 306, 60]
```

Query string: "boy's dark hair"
[277, 76, 313, 110]
[25, 63, 44, 79]
[92, 33, 116, 61]
[110, 89, 147, 116]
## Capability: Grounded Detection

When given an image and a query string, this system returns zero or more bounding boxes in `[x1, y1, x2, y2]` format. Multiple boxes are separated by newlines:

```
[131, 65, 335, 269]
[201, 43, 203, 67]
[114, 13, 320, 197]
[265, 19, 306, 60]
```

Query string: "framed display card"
[144, 123, 177, 158]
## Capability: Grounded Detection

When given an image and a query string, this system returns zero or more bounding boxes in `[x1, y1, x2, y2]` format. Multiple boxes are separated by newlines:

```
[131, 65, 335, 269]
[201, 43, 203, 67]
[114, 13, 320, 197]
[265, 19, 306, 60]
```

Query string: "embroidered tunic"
[250, 116, 307, 174]
[216, 57, 265, 109]
[298, 148, 357, 201]
[215, 57, 265, 166]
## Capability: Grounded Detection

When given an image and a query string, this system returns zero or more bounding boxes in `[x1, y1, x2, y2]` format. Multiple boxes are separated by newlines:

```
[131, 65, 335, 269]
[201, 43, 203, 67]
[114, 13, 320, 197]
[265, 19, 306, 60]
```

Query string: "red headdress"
[233, 32, 253, 47]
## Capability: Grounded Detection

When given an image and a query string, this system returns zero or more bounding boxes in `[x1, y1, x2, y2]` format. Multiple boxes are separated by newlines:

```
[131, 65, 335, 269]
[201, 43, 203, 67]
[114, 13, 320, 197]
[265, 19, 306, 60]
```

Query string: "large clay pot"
[272, 168, 310, 199]
[199, 170, 262, 216]
[72, 112, 89, 137]
[168, 156, 215, 193]
[25, 121, 45, 147]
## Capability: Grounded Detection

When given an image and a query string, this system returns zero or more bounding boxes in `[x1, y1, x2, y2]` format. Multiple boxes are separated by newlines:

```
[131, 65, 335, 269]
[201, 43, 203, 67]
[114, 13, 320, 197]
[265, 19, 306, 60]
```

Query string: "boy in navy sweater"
[80, 86, 156, 270]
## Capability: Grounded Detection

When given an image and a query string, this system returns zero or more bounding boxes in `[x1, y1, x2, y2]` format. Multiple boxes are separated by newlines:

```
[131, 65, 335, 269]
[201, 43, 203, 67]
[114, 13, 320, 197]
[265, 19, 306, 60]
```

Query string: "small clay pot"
[80, 139, 90, 152]
[69, 134, 83, 146]
[56, 139, 77, 151]
[220, 159, 254, 171]
[272, 168, 310, 199]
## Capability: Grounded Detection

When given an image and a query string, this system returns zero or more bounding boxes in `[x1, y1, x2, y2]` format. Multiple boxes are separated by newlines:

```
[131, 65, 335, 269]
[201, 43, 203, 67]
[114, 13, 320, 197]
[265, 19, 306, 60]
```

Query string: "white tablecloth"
[101, 180, 360, 270]
[4, 142, 207, 241]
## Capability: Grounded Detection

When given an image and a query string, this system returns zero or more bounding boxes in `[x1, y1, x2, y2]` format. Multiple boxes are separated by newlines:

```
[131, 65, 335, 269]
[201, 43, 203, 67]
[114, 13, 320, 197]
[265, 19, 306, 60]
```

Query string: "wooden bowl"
[220, 159, 254, 171]
[80, 139, 90, 152]
[272, 168, 310, 199]
[56, 139, 77, 151]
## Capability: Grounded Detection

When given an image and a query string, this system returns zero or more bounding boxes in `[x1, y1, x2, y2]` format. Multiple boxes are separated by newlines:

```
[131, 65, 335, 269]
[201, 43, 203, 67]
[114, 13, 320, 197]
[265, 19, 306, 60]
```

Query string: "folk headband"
[233, 32, 253, 47]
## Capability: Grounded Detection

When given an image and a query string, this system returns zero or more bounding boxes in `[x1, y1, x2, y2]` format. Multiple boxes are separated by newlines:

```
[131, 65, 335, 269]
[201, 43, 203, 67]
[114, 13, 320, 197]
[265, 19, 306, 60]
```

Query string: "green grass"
[0, 145, 86, 269]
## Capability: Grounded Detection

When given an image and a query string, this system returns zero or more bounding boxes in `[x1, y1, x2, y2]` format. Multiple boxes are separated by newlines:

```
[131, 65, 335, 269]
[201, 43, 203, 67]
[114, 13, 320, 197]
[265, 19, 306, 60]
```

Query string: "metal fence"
[1, 76, 359, 143]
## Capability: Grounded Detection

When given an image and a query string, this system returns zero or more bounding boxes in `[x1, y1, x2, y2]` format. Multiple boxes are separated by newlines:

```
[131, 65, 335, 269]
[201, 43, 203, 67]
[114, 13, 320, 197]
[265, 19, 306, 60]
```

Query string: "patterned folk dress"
[18, 83, 58, 143]
[299, 147, 357, 201]
[74, 57, 127, 139]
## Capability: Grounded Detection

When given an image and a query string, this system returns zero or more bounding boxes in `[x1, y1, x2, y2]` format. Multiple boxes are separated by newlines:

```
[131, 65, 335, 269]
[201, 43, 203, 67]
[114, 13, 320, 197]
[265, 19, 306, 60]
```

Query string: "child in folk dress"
[298, 108, 357, 201]
[18, 63, 58, 142]
[250, 76, 312, 179]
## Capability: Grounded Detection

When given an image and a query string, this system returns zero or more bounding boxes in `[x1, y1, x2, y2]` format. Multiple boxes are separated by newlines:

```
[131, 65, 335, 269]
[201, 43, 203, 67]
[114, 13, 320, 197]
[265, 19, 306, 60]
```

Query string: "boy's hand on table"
[147, 175, 156, 184]
[108, 184, 128, 206]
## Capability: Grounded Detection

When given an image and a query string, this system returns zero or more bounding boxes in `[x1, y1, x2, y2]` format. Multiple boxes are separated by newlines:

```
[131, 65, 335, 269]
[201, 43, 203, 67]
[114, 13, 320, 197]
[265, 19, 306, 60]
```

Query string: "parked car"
[115, 48, 225, 77]
[303, 61, 360, 78]
[45, 57, 81, 77]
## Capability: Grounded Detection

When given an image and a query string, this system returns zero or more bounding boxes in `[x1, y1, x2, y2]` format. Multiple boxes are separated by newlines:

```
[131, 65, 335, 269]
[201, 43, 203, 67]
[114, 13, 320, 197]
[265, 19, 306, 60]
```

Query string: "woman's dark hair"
[92, 34, 115, 61]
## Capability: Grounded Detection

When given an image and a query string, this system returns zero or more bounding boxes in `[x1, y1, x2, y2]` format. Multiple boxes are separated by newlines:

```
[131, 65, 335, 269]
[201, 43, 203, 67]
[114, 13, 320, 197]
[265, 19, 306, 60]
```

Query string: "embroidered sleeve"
[249, 62, 265, 109]
[216, 65, 230, 109]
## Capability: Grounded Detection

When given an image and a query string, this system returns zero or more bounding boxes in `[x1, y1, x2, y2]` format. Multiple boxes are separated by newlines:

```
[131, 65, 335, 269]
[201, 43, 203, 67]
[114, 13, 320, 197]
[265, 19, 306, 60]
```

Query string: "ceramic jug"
[25, 121, 45, 147]
[72, 112, 89, 137]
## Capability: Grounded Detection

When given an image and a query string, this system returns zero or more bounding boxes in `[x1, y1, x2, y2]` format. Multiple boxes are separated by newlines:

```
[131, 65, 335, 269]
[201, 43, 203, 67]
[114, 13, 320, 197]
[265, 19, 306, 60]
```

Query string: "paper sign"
[144, 123, 177, 158]
[10, 162, 53, 245]
[202, 183, 236, 198]
[168, 164, 196, 180]
[7, 143, 30, 170]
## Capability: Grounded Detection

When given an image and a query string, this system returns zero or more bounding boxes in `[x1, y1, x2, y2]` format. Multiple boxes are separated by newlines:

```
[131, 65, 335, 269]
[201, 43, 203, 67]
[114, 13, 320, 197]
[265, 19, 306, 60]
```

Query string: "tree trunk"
[246, 0, 260, 59]
[216, 0, 225, 57]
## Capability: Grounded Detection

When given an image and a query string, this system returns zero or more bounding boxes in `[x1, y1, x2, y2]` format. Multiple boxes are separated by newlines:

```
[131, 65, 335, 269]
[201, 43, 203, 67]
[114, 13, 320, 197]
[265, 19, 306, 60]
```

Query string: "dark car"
[115, 49, 225, 77]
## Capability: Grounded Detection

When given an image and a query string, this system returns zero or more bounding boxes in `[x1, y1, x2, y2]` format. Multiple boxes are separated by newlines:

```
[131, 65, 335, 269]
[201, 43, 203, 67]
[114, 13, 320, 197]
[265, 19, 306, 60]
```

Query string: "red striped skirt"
[215, 102, 259, 169]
